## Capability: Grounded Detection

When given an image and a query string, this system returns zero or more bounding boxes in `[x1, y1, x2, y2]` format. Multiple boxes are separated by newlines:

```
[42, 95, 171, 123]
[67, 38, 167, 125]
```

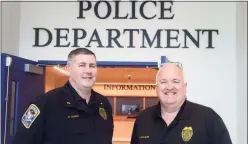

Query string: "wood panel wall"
[45, 67, 159, 116]
[45, 67, 157, 97]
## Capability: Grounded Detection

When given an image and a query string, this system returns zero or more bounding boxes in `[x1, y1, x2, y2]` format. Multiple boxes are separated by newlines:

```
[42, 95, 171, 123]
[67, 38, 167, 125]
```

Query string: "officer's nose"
[84, 66, 91, 74]
[166, 82, 174, 90]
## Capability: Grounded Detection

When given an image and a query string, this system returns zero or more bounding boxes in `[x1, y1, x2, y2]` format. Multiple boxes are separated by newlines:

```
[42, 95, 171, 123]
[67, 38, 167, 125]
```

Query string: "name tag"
[68, 114, 80, 119]
[139, 136, 149, 139]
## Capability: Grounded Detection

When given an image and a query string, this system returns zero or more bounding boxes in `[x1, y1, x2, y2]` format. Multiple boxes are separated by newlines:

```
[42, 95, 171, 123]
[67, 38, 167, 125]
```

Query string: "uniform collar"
[63, 81, 97, 107]
[66, 81, 95, 101]
[152, 99, 192, 121]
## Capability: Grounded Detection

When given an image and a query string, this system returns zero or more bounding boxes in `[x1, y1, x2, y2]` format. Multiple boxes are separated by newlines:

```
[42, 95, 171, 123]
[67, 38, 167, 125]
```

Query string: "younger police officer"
[131, 62, 232, 144]
[13, 48, 113, 144]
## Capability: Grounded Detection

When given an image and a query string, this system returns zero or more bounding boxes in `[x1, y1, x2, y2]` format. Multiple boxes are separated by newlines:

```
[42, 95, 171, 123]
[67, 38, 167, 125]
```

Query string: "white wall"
[1, 1, 247, 144]
[19, 2, 236, 62]
[236, 3, 247, 144]
[2, 2, 21, 56]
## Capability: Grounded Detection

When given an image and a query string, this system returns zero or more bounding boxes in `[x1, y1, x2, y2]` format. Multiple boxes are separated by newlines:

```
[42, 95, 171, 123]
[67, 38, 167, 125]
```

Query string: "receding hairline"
[156, 63, 185, 83]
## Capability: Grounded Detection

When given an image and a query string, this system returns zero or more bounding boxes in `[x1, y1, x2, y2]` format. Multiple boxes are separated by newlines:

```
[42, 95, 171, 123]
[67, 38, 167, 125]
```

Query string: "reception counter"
[113, 116, 135, 144]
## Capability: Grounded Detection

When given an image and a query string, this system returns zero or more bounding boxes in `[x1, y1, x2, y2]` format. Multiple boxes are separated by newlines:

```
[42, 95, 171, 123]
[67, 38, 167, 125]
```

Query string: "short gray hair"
[67, 48, 96, 65]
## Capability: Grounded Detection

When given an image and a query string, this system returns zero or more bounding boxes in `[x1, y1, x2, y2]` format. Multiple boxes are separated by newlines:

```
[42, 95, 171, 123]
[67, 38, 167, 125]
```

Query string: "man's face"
[66, 54, 97, 89]
[156, 64, 187, 107]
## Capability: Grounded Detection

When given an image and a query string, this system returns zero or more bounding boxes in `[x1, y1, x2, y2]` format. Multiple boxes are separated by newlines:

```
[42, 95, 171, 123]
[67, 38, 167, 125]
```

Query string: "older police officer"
[131, 62, 232, 144]
[13, 48, 113, 144]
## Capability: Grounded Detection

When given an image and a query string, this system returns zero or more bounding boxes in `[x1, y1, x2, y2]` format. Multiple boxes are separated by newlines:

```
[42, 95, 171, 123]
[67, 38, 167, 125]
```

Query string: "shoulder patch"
[21, 104, 40, 128]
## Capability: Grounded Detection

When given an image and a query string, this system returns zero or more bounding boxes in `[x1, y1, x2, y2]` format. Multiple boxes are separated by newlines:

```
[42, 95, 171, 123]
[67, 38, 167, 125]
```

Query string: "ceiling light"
[53, 66, 67, 74]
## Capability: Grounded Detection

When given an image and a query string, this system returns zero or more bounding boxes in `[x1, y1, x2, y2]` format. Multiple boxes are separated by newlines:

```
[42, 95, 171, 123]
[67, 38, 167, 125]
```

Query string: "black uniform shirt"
[131, 100, 232, 144]
[13, 81, 113, 144]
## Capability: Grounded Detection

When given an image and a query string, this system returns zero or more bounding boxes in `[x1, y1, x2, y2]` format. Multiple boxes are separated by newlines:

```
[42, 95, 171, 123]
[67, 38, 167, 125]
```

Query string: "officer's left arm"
[104, 98, 114, 142]
[12, 96, 46, 144]
[206, 108, 232, 144]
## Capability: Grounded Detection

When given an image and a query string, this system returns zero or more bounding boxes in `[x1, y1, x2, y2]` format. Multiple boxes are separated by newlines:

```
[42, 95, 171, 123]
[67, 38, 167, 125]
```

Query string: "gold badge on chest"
[181, 126, 193, 142]
[99, 103, 107, 120]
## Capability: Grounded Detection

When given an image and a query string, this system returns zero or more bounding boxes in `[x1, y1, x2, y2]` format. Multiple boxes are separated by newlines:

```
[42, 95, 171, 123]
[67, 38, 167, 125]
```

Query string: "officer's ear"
[183, 82, 187, 94]
[65, 65, 70, 76]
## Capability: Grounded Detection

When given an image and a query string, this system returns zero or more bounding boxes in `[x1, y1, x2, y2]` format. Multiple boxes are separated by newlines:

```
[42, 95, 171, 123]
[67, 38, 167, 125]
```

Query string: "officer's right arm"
[12, 96, 46, 144]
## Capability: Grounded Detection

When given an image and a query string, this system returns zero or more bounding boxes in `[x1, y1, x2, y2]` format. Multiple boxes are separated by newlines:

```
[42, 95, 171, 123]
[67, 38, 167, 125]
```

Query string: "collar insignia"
[99, 107, 107, 120]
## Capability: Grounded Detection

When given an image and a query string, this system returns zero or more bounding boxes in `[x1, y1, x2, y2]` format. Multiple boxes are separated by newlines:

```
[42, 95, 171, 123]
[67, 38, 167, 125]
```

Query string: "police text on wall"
[33, 1, 219, 49]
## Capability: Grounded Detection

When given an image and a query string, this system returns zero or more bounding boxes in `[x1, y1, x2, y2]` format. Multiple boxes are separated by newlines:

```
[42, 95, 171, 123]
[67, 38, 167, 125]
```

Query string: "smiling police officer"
[130, 62, 232, 144]
[13, 48, 113, 144]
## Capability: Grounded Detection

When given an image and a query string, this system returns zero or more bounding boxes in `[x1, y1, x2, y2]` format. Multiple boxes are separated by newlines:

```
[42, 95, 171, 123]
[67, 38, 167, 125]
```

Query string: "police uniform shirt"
[13, 81, 113, 144]
[130, 100, 232, 144]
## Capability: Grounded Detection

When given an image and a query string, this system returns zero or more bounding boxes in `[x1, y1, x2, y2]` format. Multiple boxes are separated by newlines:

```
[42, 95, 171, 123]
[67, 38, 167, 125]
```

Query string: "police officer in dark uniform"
[13, 48, 113, 144]
[131, 62, 232, 144]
